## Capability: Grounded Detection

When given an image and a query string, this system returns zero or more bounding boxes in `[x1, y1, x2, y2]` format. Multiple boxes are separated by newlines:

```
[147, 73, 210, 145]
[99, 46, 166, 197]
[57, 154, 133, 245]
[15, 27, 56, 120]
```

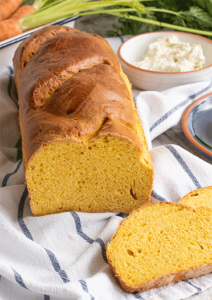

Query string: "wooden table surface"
[75, 15, 212, 300]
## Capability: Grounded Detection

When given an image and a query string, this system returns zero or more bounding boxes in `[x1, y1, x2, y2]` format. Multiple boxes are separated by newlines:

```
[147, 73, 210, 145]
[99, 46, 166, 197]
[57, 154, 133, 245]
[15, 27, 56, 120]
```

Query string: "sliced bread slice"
[106, 202, 212, 293]
[180, 186, 212, 209]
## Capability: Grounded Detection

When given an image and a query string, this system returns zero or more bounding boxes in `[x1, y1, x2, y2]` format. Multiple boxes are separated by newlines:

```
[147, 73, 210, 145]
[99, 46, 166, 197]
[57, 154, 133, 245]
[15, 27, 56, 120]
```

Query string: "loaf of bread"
[180, 186, 212, 209]
[13, 25, 154, 216]
[106, 202, 212, 293]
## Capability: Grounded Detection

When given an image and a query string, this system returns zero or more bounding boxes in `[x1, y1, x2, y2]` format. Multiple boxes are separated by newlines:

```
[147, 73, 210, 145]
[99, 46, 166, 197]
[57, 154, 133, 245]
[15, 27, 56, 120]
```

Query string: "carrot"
[0, 5, 36, 42]
[0, 0, 23, 21]
[10, 5, 36, 21]
[0, 18, 23, 42]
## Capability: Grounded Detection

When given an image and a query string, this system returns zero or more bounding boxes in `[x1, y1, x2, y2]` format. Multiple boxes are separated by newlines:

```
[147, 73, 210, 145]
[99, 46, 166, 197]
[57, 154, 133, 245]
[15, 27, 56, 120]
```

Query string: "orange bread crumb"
[180, 186, 212, 209]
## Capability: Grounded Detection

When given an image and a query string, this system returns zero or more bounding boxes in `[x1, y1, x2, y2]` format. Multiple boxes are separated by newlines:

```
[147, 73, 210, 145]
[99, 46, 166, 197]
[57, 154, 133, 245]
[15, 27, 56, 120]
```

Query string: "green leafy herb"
[91, 2, 212, 37]
[18, 0, 212, 38]
[107, 1, 212, 36]
[195, 134, 212, 149]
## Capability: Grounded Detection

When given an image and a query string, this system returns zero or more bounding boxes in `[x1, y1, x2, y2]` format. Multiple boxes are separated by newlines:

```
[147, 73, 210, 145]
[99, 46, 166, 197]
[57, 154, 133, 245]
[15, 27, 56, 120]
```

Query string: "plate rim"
[0, 16, 80, 49]
[182, 92, 212, 157]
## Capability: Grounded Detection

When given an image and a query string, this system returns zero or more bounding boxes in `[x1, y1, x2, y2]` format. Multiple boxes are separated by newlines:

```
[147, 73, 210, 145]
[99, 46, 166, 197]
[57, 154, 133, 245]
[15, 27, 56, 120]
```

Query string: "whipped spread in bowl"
[133, 34, 205, 72]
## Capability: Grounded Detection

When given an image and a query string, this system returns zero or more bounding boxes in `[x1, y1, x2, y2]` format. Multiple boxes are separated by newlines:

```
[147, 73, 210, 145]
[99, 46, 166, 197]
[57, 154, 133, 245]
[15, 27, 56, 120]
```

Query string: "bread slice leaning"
[13, 25, 154, 216]
[180, 186, 212, 209]
[106, 202, 212, 293]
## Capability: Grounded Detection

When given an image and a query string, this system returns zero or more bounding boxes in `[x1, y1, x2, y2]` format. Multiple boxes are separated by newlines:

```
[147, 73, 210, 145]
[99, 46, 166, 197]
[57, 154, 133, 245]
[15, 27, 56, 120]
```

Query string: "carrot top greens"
[195, 134, 212, 150]
[19, 0, 212, 37]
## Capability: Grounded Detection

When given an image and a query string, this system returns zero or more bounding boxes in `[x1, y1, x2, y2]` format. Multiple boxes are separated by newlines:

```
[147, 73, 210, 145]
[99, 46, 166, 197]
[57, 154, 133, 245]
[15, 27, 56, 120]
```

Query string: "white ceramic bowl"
[0, 16, 79, 69]
[118, 31, 212, 91]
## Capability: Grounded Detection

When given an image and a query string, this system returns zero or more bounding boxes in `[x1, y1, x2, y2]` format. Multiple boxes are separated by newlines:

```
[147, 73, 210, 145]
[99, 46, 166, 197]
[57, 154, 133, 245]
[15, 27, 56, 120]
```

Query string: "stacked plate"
[182, 93, 212, 159]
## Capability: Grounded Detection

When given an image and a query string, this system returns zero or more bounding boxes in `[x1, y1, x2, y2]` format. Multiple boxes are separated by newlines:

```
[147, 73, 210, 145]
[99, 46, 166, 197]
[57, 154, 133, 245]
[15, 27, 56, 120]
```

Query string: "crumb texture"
[27, 137, 152, 215]
[106, 202, 212, 292]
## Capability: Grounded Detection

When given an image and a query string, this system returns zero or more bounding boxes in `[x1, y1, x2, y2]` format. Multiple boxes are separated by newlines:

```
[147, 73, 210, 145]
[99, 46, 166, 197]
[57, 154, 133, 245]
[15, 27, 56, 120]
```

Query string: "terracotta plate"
[182, 93, 212, 159]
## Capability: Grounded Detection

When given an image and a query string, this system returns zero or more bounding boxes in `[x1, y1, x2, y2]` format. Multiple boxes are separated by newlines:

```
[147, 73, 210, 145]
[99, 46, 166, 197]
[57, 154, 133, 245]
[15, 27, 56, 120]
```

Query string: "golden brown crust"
[13, 25, 77, 92]
[106, 202, 212, 293]
[110, 261, 212, 293]
[180, 186, 212, 201]
[18, 30, 121, 109]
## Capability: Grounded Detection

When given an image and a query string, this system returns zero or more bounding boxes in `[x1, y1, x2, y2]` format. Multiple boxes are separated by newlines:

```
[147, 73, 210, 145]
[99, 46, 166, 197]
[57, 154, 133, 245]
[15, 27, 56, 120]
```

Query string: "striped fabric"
[0, 36, 212, 300]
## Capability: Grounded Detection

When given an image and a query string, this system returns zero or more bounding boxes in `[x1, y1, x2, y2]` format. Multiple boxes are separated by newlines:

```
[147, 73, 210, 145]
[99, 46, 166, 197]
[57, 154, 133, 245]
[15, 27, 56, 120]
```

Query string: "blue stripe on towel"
[150, 79, 212, 133]
[79, 280, 95, 300]
[184, 280, 202, 293]
[17, 147, 22, 161]
[15, 136, 22, 161]
[56, 16, 79, 26]
[7, 66, 18, 107]
[12, 268, 28, 289]
[18, 187, 33, 240]
[18, 187, 70, 283]
[151, 190, 167, 202]
[70, 212, 108, 263]
[95, 238, 108, 263]
[7, 65, 14, 75]
[44, 295, 50, 300]
[44, 249, 70, 283]
[165, 145, 201, 189]
[1, 159, 22, 187]
[119, 36, 125, 44]
[70, 212, 94, 244]
[117, 213, 129, 218]
[133, 94, 139, 109]
[1, 35, 32, 49]
[132, 294, 145, 300]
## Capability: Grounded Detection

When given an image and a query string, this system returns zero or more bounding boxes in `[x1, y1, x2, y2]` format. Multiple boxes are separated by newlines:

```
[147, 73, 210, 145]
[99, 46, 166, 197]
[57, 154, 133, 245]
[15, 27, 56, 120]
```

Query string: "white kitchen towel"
[134, 80, 212, 149]
[1, 38, 212, 300]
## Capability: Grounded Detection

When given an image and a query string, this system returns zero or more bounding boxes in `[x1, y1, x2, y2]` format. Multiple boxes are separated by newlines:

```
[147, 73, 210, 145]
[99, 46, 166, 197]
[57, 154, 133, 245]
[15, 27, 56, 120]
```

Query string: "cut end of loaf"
[106, 202, 212, 293]
[26, 136, 153, 216]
